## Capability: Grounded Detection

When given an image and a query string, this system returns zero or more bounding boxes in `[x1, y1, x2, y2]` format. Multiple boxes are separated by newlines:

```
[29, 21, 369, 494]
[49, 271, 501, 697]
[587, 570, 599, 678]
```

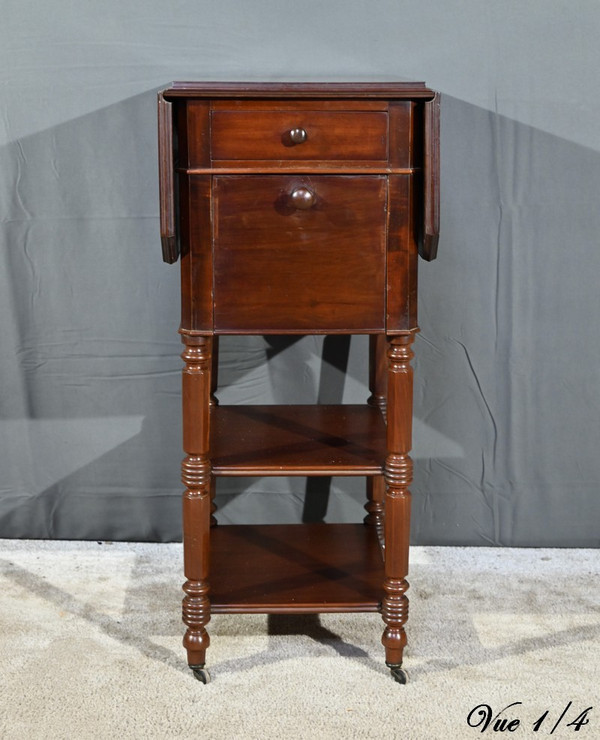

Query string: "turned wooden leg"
[365, 335, 387, 544]
[181, 334, 213, 677]
[367, 333, 387, 418]
[365, 477, 385, 547]
[381, 333, 414, 682]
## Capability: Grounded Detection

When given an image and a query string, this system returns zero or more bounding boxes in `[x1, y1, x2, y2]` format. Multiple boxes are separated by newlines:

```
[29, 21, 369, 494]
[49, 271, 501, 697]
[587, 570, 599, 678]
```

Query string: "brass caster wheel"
[190, 665, 211, 684]
[388, 665, 408, 684]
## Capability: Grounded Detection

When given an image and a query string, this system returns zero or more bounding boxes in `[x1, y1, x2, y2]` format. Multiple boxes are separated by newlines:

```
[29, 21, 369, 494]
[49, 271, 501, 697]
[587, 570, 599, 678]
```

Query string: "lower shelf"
[209, 523, 384, 614]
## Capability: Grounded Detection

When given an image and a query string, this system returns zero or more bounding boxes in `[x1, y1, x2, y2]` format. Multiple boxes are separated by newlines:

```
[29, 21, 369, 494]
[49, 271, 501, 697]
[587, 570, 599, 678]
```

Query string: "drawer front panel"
[212, 175, 387, 332]
[211, 111, 388, 163]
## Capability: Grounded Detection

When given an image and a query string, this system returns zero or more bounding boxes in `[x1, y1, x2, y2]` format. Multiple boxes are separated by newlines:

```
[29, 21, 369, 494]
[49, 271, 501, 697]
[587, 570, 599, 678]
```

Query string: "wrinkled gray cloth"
[1, 2, 599, 545]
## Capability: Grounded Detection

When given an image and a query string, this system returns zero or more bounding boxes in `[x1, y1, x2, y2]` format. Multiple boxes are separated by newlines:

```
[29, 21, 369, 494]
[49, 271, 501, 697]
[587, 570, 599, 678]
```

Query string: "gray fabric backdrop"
[1, 1, 599, 545]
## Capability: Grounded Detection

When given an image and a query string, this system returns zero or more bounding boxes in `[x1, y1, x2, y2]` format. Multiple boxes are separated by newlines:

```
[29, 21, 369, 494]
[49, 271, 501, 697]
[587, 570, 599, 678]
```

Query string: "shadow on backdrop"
[0, 92, 599, 545]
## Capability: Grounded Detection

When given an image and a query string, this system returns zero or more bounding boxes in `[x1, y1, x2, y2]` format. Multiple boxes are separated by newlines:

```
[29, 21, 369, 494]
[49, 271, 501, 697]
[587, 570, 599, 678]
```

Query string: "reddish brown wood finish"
[181, 335, 213, 668]
[386, 175, 418, 332]
[389, 102, 414, 169]
[365, 335, 388, 544]
[420, 93, 440, 261]
[164, 80, 432, 98]
[210, 524, 383, 613]
[158, 81, 439, 682]
[184, 101, 211, 170]
[211, 99, 389, 111]
[211, 110, 388, 163]
[187, 175, 213, 331]
[212, 175, 387, 333]
[367, 334, 388, 416]
[210, 405, 387, 476]
[157, 93, 177, 263]
[381, 334, 415, 668]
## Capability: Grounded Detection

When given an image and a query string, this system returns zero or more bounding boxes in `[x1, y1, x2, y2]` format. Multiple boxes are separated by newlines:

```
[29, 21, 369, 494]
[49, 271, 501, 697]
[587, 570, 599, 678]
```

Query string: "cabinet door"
[212, 175, 387, 333]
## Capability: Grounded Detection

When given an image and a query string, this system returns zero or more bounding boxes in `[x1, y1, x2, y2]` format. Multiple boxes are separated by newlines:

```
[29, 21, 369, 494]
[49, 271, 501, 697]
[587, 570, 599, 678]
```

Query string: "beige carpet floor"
[0, 540, 598, 739]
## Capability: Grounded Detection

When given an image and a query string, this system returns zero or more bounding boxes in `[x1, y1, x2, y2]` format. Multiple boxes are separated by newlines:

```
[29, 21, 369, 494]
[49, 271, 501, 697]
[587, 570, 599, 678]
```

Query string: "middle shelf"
[210, 404, 386, 477]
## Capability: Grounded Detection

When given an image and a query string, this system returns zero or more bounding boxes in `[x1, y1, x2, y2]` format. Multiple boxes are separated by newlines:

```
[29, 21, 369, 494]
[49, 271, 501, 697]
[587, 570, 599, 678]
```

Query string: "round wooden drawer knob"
[288, 127, 307, 144]
[289, 187, 316, 210]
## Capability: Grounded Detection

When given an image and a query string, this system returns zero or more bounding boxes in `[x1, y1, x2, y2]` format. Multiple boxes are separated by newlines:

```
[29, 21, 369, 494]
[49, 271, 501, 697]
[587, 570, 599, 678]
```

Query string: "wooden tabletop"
[162, 80, 436, 99]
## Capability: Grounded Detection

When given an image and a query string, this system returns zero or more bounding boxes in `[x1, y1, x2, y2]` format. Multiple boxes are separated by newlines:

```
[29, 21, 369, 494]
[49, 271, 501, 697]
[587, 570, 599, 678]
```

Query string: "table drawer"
[212, 174, 387, 332]
[211, 110, 388, 163]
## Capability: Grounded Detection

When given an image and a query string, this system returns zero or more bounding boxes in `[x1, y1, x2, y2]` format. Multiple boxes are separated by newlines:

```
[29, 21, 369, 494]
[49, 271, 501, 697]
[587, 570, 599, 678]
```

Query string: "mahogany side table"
[157, 81, 440, 684]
